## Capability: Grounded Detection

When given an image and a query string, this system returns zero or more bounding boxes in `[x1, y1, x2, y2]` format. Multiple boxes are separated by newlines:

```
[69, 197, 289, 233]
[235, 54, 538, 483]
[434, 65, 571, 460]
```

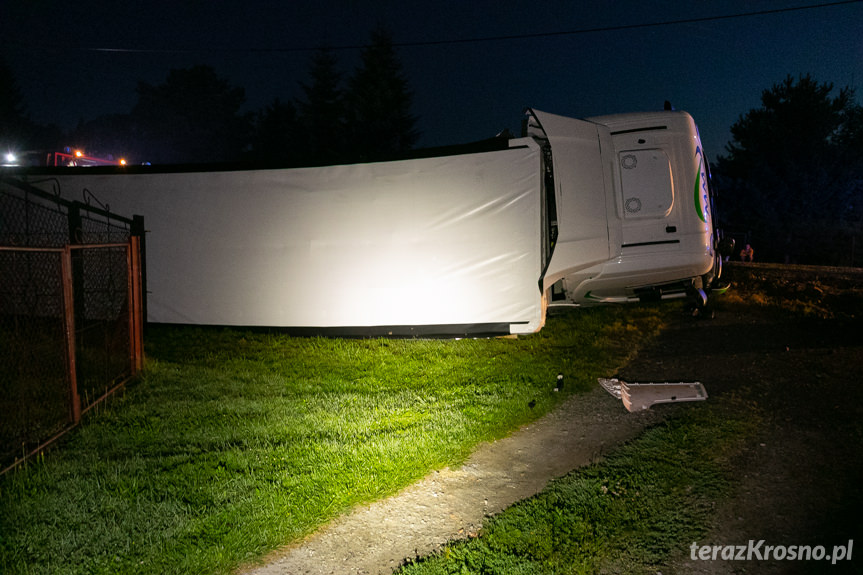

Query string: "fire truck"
[47, 148, 127, 167]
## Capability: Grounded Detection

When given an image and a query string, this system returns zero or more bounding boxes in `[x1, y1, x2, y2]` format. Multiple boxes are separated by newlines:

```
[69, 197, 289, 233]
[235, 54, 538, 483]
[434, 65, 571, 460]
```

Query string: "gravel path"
[239, 385, 664, 575]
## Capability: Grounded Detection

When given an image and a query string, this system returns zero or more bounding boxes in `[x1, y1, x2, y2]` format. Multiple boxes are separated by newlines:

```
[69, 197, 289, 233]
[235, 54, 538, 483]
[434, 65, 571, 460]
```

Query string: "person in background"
[740, 243, 754, 262]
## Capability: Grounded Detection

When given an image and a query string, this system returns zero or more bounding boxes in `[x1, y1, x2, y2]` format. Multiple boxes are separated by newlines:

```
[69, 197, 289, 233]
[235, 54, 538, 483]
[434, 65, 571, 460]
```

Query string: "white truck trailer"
[9, 108, 723, 336]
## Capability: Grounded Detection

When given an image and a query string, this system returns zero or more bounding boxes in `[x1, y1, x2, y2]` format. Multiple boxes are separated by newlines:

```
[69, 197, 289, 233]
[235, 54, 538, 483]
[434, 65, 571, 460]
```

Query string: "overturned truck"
[9, 108, 725, 336]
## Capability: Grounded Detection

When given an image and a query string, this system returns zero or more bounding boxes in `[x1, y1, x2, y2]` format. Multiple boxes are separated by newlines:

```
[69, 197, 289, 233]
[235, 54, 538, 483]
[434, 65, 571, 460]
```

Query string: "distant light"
[3, 152, 16, 164]
[75, 150, 84, 158]
[119, 158, 127, 165]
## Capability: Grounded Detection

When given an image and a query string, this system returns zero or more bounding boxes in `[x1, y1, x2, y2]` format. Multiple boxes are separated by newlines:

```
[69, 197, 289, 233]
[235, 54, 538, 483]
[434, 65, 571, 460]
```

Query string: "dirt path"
[240, 385, 665, 575]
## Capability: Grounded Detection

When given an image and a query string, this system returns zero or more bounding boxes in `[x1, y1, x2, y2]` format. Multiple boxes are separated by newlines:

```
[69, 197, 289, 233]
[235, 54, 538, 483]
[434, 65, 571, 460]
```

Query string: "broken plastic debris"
[598, 378, 708, 412]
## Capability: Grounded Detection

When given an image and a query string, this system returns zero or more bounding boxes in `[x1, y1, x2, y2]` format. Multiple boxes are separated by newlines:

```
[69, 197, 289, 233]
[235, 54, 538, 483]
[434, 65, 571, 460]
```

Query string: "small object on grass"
[598, 378, 708, 412]
[554, 373, 563, 392]
[528, 399, 536, 409]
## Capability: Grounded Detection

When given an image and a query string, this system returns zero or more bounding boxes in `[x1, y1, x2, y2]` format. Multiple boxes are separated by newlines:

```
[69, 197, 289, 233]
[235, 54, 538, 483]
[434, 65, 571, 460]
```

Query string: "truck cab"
[530, 109, 722, 308]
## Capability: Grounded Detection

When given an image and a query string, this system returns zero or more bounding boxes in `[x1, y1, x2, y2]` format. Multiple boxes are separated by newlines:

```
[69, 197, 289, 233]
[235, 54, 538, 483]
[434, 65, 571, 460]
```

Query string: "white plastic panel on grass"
[42, 140, 544, 333]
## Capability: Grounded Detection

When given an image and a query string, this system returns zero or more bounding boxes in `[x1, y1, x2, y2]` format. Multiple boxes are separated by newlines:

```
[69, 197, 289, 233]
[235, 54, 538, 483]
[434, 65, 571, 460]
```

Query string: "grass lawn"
[0, 304, 667, 575]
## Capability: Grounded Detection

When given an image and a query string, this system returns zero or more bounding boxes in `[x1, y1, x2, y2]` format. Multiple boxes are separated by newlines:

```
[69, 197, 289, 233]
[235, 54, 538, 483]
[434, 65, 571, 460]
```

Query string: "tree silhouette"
[344, 27, 419, 162]
[258, 33, 420, 167]
[718, 74, 863, 264]
[251, 98, 300, 165]
[0, 58, 65, 161]
[296, 47, 347, 165]
[1, 28, 423, 168]
[130, 65, 252, 164]
[71, 114, 136, 162]
[0, 58, 33, 151]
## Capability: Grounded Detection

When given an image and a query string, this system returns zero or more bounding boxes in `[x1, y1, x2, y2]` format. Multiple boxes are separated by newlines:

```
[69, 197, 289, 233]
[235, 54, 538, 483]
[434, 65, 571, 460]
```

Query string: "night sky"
[3, 0, 862, 159]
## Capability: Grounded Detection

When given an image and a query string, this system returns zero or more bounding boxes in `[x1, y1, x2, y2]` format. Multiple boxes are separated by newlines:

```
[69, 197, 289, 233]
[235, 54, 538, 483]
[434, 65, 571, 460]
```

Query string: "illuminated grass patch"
[0, 305, 666, 575]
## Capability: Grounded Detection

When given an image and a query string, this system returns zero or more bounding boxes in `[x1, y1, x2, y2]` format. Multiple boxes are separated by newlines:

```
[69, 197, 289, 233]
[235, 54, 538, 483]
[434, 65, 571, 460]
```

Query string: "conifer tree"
[345, 27, 419, 162]
[252, 98, 300, 165]
[131, 65, 251, 164]
[297, 47, 347, 165]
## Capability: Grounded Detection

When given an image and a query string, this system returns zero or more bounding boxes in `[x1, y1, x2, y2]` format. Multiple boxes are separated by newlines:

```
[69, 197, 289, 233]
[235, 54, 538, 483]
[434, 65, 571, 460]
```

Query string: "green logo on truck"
[694, 148, 708, 223]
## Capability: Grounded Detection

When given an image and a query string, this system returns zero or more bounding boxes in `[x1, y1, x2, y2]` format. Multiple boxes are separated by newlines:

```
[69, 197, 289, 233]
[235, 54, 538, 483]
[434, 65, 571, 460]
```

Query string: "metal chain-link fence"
[0, 176, 144, 473]
[74, 245, 137, 408]
[0, 248, 71, 465]
[0, 178, 70, 247]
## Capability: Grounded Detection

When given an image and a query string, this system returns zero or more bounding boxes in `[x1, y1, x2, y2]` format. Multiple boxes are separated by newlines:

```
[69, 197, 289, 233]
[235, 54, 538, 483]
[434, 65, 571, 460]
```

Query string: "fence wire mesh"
[0, 249, 70, 464]
[79, 209, 133, 245]
[74, 245, 134, 408]
[0, 178, 70, 247]
[0, 176, 143, 472]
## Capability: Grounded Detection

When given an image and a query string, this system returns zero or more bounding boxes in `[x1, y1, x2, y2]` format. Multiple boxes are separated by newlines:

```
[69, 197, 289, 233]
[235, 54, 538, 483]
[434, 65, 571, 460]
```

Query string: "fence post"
[128, 236, 144, 374]
[61, 246, 81, 425]
[131, 215, 147, 328]
[67, 203, 86, 324]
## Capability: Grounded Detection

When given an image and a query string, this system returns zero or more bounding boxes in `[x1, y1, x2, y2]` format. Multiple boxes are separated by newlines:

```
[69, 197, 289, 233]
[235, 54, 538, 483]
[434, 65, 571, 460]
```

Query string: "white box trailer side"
[9, 108, 724, 335]
[29, 138, 547, 336]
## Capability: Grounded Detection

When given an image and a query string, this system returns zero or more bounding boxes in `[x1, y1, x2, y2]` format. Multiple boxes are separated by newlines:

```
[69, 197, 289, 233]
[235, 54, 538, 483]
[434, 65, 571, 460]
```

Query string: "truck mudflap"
[598, 378, 708, 412]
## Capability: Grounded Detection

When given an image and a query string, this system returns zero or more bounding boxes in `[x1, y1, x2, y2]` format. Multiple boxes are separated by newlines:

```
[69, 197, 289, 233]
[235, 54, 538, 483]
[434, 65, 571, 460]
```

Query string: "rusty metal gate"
[0, 176, 144, 473]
